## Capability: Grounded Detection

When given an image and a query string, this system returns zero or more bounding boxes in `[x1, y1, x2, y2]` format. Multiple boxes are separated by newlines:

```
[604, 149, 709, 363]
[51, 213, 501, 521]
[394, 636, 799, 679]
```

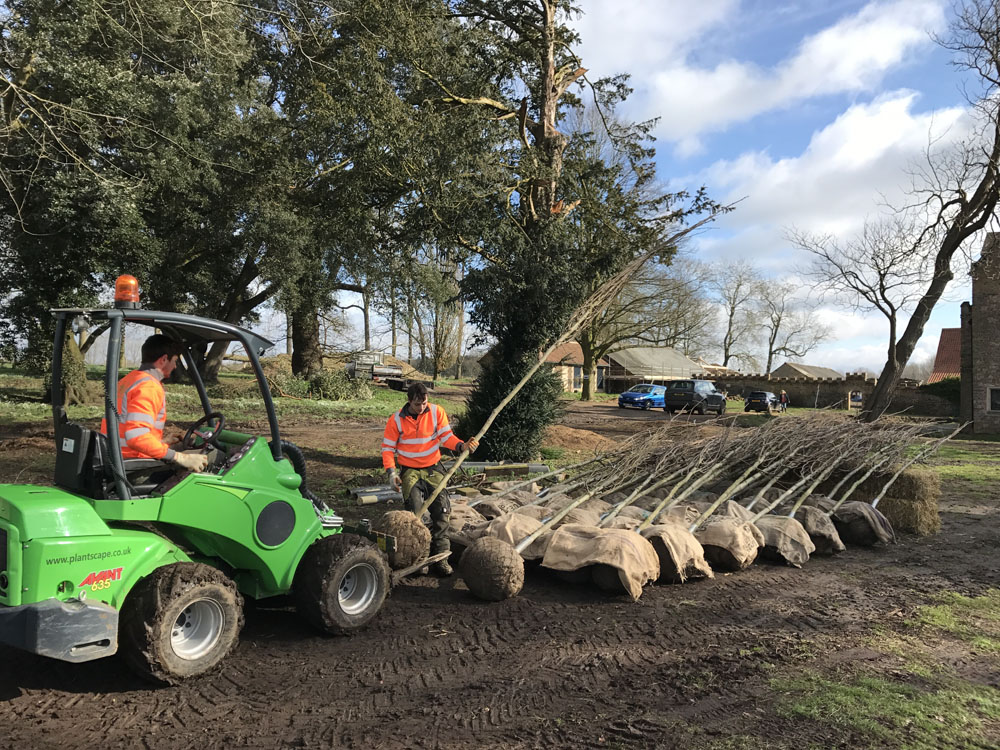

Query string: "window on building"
[573, 366, 582, 390]
[989, 387, 1000, 412]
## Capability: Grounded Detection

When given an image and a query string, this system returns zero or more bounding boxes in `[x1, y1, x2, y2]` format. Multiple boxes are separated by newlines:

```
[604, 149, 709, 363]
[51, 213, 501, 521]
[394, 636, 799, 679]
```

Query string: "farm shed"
[605, 347, 704, 393]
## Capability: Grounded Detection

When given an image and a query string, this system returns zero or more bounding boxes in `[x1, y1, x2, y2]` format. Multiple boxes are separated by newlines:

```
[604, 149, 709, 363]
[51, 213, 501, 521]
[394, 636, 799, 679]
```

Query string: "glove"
[387, 468, 402, 491]
[460, 437, 479, 454]
[173, 451, 208, 473]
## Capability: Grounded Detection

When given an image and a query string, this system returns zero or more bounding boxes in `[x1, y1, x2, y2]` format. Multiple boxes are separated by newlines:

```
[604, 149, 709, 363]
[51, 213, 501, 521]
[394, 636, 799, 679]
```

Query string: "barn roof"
[606, 347, 704, 378]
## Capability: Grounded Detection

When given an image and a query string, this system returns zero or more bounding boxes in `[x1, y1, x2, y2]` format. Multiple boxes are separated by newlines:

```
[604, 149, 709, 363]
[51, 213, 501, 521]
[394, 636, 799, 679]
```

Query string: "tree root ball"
[591, 564, 629, 596]
[459, 537, 525, 602]
[373, 510, 430, 570]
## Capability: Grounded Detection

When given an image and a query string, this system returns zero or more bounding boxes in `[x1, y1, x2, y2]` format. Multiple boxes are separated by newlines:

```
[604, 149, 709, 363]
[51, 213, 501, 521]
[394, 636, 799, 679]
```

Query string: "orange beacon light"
[114, 274, 140, 308]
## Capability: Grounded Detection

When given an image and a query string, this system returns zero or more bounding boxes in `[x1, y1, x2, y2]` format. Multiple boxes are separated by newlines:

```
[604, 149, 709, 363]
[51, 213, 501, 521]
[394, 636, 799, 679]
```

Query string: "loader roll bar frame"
[51, 307, 282, 500]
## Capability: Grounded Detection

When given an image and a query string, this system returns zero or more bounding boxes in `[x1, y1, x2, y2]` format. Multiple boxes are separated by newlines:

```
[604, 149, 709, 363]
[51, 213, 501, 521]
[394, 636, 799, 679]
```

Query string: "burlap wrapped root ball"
[754, 515, 816, 568]
[373, 510, 430, 570]
[793, 506, 846, 556]
[459, 537, 525, 601]
[694, 518, 764, 572]
[831, 501, 895, 546]
[640, 524, 714, 584]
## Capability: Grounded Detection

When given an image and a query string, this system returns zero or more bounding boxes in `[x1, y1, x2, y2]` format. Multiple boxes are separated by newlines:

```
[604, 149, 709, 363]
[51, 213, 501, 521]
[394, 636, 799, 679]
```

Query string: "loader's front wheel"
[119, 563, 243, 684]
[295, 534, 390, 635]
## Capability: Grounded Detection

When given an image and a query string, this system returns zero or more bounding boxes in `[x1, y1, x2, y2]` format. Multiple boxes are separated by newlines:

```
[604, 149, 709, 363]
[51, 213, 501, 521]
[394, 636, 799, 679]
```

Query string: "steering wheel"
[182, 411, 226, 450]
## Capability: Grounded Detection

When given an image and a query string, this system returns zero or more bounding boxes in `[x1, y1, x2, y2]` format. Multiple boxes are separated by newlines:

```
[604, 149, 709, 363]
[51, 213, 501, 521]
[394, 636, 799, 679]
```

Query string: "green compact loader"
[0, 281, 399, 683]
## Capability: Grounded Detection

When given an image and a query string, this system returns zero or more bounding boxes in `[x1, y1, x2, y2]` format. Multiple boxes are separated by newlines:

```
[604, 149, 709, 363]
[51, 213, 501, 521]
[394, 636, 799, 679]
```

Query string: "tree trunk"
[62, 332, 89, 406]
[406, 293, 414, 364]
[390, 289, 398, 358]
[578, 331, 598, 401]
[455, 307, 464, 379]
[291, 303, 323, 379]
[455, 262, 464, 378]
[865, 262, 953, 421]
[414, 308, 426, 371]
[361, 287, 372, 350]
[286, 310, 293, 355]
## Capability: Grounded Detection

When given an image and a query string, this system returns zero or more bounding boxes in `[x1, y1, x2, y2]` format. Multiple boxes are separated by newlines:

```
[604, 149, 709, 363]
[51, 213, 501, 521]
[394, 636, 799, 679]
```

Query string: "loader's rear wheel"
[295, 534, 390, 635]
[119, 563, 243, 684]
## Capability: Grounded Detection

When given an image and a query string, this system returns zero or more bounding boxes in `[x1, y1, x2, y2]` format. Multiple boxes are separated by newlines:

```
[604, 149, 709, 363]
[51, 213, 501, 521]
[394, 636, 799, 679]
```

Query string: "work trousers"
[401, 464, 452, 553]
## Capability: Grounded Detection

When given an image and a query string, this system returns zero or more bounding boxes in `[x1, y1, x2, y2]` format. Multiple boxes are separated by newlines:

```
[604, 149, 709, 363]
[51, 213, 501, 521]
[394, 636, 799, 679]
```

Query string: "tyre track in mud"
[2, 529, 997, 750]
[3, 428, 999, 748]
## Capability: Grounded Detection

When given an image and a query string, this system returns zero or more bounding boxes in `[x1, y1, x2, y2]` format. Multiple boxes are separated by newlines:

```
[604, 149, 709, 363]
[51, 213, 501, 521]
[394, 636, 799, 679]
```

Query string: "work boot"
[430, 558, 453, 577]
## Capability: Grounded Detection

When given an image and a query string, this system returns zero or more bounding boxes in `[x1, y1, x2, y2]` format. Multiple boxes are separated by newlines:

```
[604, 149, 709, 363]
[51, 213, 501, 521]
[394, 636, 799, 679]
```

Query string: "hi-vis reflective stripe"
[125, 412, 155, 425]
[124, 427, 151, 440]
[397, 445, 443, 459]
[118, 374, 154, 417]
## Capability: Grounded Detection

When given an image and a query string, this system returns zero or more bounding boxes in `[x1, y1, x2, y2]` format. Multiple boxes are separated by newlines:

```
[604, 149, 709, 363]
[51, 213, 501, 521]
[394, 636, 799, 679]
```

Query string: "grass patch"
[777, 671, 1000, 749]
[539, 445, 565, 461]
[0, 368, 467, 426]
[776, 589, 1000, 749]
[914, 590, 1000, 654]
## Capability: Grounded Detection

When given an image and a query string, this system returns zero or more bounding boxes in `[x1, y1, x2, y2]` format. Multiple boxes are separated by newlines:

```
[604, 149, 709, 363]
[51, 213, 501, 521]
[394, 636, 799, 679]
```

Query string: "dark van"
[663, 379, 727, 415]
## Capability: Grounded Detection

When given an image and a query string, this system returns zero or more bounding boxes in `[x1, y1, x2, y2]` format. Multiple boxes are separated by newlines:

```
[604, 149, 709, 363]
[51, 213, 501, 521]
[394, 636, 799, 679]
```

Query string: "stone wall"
[886, 386, 958, 418]
[713, 373, 873, 409]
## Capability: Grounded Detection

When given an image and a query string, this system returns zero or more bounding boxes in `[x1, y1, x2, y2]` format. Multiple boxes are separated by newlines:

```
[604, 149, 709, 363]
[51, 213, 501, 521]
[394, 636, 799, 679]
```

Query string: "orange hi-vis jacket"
[100, 368, 176, 461]
[382, 403, 462, 470]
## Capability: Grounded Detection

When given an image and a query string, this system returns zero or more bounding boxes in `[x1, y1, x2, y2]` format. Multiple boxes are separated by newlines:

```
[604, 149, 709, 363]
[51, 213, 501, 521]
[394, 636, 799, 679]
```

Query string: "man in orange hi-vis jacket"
[382, 382, 479, 576]
[101, 334, 208, 473]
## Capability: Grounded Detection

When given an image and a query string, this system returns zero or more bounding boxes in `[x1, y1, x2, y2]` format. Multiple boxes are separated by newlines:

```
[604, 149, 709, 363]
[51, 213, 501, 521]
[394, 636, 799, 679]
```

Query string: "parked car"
[662, 379, 727, 415]
[618, 383, 667, 409]
[744, 390, 779, 412]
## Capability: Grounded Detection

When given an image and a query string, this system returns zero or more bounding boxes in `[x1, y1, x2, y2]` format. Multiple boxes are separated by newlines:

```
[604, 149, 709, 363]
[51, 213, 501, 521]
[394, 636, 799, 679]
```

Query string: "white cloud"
[575, 0, 947, 152]
[690, 92, 969, 260]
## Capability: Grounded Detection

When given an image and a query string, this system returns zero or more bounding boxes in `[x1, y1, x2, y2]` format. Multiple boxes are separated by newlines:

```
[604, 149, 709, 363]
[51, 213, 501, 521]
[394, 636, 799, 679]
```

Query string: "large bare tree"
[576, 261, 714, 399]
[757, 281, 831, 375]
[710, 261, 763, 369]
[795, 0, 1000, 420]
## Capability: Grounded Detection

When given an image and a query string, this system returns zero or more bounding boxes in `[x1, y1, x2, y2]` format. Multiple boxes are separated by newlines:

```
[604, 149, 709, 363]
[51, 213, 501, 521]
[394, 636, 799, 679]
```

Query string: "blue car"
[618, 384, 666, 410]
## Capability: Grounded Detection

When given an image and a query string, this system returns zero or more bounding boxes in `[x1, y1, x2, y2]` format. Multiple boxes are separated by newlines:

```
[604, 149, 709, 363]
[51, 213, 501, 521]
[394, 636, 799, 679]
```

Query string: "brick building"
[960, 233, 1000, 433]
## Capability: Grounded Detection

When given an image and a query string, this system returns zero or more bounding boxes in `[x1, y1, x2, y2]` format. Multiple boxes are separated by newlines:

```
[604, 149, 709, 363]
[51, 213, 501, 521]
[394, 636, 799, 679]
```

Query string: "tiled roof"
[544, 342, 608, 367]
[927, 328, 961, 384]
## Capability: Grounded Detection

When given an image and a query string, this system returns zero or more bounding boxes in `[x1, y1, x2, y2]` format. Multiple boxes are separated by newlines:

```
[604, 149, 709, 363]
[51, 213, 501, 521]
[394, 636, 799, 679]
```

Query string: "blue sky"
[575, 0, 984, 374]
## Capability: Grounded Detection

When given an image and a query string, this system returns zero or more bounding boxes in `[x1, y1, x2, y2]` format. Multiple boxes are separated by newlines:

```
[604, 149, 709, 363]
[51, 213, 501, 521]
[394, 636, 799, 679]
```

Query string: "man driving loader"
[382, 382, 478, 576]
[100, 334, 208, 473]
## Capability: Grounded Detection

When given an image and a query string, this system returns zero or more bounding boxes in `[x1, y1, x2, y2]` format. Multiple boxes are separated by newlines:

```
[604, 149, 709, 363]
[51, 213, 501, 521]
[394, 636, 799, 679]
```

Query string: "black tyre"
[664, 406, 674, 414]
[119, 563, 243, 685]
[694, 402, 705, 415]
[295, 534, 390, 635]
[718, 401, 727, 415]
[744, 405, 751, 412]
[641, 401, 651, 410]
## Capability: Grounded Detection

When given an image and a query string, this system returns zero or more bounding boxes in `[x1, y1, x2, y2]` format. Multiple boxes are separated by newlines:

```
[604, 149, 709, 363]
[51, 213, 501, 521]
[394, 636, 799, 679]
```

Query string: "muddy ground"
[1, 401, 998, 749]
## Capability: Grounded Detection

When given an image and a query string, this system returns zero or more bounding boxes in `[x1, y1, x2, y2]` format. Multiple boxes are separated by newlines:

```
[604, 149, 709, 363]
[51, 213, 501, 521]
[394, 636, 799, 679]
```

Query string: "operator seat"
[53, 423, 109, 499]
[54, 423, 171, 498]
